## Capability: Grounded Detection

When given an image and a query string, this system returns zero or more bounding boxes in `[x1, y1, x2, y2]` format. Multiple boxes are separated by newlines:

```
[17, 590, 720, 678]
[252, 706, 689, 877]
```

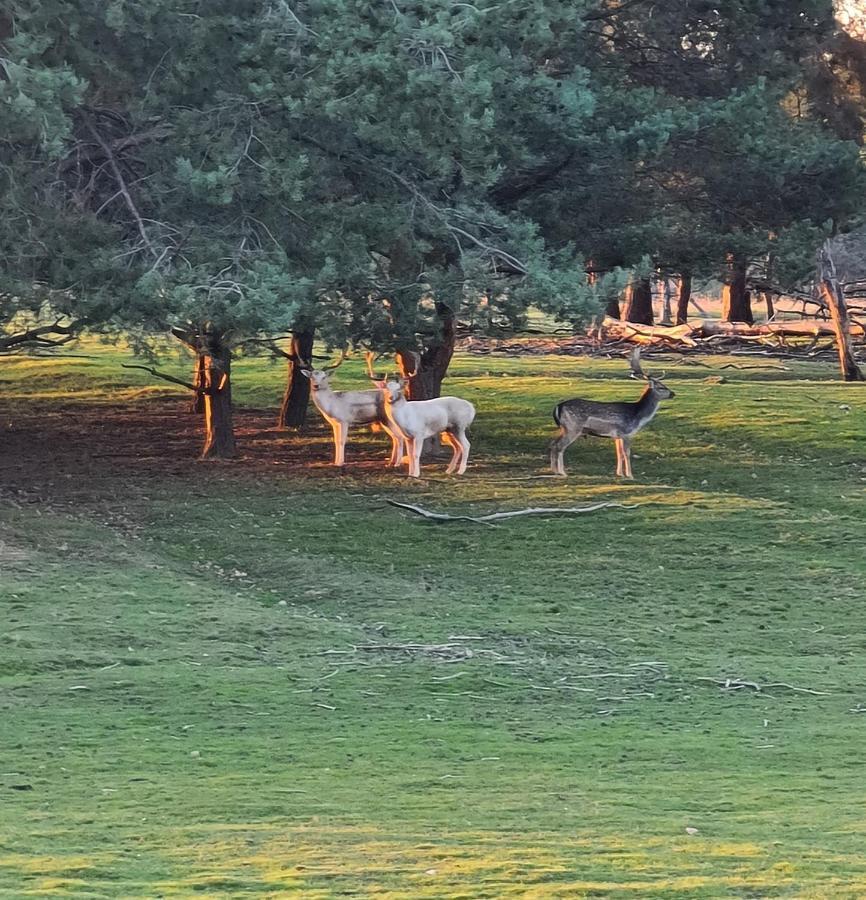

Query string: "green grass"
[1, 345, 866, 897]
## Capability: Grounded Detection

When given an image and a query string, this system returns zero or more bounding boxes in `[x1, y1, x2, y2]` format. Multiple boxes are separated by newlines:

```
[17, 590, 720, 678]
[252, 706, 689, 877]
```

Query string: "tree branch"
[85, 119, 160, 259]
[0, 320, 82, 352]
[582, 0, 654, 22]
[121, 363, 222, 394]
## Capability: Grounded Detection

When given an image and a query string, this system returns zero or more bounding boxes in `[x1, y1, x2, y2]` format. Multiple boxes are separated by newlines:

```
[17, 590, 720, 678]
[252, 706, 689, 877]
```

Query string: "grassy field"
[1, 345, 865, 898]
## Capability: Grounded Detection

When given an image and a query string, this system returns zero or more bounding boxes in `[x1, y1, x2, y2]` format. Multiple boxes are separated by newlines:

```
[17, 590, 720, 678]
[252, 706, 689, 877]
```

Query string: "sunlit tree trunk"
[172, 324, 237, 458]
[622, 277, 653, 325]
[818, 244, 865, 382]
[721, 255, 754, 324]
[191, 354, 205, 414]
[201, 343, 236, 459]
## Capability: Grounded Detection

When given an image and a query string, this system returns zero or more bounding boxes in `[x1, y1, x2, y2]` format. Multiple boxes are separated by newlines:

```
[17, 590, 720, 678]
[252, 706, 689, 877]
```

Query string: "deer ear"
[372, 379, 386, 389]
[299, 368, 313, 379]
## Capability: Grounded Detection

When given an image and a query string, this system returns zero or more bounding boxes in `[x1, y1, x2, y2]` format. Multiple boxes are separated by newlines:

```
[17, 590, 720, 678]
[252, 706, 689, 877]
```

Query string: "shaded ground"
[1, 350, 866, 897]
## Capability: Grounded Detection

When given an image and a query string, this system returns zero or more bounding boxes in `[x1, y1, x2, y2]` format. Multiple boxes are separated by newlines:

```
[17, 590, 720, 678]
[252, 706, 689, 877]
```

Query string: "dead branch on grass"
[386, 499, 638, 526]
[697, 676, 831, 695]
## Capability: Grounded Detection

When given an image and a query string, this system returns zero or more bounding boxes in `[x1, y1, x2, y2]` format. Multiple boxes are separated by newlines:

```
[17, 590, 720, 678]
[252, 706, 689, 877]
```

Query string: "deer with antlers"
[300, 351, 405, 467]
[549, 349, 675, 479]
[371, 355, 475, 478]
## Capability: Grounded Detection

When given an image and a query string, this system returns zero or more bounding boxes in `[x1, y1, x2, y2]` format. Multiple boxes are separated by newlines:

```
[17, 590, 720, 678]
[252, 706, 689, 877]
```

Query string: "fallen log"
[698, 319, 865, 338]
[600, 317, 865, 347]
[600, 317, 698, 346]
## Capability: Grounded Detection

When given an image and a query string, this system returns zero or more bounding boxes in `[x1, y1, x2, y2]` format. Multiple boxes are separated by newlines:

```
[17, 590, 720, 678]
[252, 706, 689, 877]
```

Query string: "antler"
[628, 347, 666, 382]
[364, 349, 391, 381]
[322, 348, 348, 372]
[628, 347, 647, 380]
[399, 350, 421, 379]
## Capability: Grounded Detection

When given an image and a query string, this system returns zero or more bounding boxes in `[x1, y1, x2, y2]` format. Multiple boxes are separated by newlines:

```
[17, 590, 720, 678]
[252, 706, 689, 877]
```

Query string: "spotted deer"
[549, 349, 674, 479]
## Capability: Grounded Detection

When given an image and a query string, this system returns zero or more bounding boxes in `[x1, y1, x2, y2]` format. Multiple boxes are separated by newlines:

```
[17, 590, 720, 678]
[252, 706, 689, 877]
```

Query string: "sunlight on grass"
[55, 824, 857, 897]
[2, 349, 866, 897]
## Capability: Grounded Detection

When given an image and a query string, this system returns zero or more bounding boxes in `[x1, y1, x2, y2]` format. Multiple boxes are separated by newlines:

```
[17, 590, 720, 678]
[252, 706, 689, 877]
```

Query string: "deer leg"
[455, 430, 471, 475]
[622, 438, 634, 479]
[550, 427, 580, 476]
[614, 438, 624, 477]
[442, 431, 461, 474]
[383, 422, 403, 467]
[332, 421, 347, 467]
[408, 436, 423, 478]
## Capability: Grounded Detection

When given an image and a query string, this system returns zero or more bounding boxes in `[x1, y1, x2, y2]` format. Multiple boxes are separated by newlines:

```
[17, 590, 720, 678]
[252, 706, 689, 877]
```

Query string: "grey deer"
[549, 349, 674, 479]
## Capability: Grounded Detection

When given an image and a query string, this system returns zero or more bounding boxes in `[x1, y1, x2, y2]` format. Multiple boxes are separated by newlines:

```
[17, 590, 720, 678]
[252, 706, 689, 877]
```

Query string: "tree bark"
[396, 301, 456, 400]
[659, 277, 673, 325]
[818, 244, 865, 382]
[622, 277, 653, 325]
[170, 324, 237, 457]
[675, 272, 692, 325]
[721, 255, 754, 324]
[201, 342, 236, 458]
[277, 330, 314, 429]
[191, 354, 205, 414]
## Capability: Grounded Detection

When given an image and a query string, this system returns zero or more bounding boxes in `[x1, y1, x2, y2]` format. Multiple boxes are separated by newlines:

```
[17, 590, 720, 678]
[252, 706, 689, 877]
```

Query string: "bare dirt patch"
[0, 398, 364, 510]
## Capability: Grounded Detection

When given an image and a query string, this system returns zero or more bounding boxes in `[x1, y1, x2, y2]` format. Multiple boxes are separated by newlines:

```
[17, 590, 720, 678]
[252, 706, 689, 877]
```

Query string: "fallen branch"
[386, 499, 638, 526]
[696, 676, 831, 696]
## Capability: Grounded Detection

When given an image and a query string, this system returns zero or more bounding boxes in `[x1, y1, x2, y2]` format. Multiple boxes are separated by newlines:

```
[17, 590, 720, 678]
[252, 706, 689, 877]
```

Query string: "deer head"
[299, 348, 347, 391]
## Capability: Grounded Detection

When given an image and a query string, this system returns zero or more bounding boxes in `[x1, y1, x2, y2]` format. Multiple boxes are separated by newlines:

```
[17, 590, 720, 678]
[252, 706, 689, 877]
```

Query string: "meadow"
[1, 346, 865, 898]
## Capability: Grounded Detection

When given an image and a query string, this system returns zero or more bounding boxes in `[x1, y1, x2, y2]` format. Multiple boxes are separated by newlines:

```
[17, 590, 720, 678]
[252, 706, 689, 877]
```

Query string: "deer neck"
[310, 382, 338, 415]
[384, 392, 408, 422]
[635, 385, 661, 425]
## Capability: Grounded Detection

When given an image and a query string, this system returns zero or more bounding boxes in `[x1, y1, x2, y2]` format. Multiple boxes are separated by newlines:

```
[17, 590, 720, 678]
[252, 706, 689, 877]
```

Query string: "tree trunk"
[659, 277, 673, 324]
[172, 324, 237, 458]
[191, 354, 205, 414]
[622, 277, 653, 325]
[763, 291, 775, 321]
[277, 330, 314, 429]
[201, 342, 236, 459]
[818, 244, 865, 382]
[721, 255, 754, 324]
[396, 301, 456, 400]
[675, 272, 692, 325]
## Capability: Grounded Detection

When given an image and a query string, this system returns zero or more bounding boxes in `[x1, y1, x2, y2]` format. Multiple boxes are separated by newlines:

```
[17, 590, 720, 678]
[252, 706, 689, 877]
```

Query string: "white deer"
[372, 363, 475, 478]
[301, 351, 405, 467]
